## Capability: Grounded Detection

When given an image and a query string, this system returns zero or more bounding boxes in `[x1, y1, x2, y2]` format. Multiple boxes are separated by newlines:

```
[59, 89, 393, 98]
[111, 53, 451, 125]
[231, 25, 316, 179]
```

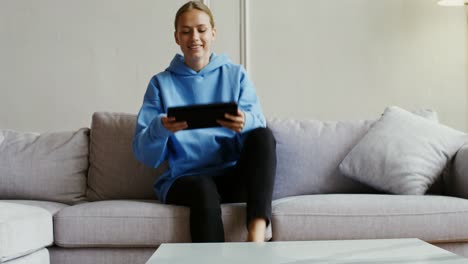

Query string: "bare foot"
[247, 218, 266, 242]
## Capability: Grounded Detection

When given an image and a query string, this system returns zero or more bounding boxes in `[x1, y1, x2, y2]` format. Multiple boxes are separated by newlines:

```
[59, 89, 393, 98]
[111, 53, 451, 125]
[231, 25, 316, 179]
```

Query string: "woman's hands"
[161, 116, 188, 133]
[217, 110, 245, 133]
[161, 110, 245, 133]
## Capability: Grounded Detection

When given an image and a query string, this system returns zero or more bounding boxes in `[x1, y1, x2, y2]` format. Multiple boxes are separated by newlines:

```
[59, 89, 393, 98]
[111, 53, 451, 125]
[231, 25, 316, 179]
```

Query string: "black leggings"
[166, 127, 277, 242]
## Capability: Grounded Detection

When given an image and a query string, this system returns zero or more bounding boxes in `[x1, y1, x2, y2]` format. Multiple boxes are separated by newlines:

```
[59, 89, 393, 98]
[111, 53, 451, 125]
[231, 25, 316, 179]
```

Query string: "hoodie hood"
[166, 53, 231, 76]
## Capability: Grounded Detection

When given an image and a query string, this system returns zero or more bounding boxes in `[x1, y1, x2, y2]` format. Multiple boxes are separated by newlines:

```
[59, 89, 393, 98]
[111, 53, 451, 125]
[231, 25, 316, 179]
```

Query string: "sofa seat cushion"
[54, 200, 271, 247]
[271, 194, 468, 242]
[48, 247, 155, 264]
[0, 202, 53, 262]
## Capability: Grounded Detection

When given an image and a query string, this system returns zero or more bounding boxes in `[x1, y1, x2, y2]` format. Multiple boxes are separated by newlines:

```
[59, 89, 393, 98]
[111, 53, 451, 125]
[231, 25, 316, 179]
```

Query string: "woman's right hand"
[161, 116, 188, 133]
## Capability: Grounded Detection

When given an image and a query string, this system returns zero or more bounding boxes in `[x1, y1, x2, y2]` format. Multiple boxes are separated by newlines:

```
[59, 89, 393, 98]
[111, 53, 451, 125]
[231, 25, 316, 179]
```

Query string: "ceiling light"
[437, 0, 468, 6]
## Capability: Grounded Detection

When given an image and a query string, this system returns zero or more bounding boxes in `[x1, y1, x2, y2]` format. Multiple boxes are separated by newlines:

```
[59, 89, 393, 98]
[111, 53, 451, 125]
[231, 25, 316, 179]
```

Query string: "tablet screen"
[167, 102, 238, 129]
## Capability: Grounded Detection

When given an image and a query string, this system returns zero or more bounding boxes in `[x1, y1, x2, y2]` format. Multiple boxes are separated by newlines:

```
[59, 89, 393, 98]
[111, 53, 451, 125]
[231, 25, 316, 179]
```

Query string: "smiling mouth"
[189, 45, 203, 50]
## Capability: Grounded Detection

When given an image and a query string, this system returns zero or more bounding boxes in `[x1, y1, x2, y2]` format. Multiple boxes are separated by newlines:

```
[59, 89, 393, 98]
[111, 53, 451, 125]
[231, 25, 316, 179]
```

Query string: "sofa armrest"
[445, 144, 468, 198]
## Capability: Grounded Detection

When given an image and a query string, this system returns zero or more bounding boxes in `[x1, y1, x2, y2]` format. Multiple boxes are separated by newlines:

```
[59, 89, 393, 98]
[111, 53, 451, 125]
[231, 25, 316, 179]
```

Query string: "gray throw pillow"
[0, 128, 89, 204]
[339, 106, 468, 195]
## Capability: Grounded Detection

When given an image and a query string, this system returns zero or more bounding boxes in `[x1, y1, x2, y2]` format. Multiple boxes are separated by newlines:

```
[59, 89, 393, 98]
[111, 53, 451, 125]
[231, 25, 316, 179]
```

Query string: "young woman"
[132, 1, 276, 243]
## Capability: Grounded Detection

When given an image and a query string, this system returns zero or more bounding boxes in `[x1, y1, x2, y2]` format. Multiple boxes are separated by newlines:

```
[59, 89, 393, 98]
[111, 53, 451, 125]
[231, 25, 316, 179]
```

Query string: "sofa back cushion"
[87, 112, 166, 201]
[268, 118, 380, 199]
[86, 110, 439, 201]
[268, 109, 440, 200]
[0, 128, 89, 204]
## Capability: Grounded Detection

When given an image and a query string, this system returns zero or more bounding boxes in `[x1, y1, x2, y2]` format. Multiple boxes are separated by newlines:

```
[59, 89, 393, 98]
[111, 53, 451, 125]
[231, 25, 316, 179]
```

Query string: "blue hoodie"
[132, 53, 266, 203]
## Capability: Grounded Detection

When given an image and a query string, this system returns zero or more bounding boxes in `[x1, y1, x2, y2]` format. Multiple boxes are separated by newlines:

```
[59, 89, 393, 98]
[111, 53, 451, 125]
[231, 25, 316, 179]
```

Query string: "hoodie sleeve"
[238, 66, 266, 132]
[132, 77, 172, 168]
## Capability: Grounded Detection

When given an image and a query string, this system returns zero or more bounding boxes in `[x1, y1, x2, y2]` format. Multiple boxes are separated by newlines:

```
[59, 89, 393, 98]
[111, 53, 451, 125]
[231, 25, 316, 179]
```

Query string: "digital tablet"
[167, 102, 238, 129]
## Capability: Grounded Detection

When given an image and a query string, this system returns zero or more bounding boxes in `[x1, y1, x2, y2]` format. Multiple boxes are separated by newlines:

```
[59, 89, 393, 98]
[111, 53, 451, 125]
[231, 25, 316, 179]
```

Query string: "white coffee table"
[146, 238, 467, 264]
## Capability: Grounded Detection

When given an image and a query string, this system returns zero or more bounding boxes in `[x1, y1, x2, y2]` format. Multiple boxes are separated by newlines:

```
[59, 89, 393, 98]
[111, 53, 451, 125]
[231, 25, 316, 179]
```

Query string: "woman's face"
[175, 9, 216, 65]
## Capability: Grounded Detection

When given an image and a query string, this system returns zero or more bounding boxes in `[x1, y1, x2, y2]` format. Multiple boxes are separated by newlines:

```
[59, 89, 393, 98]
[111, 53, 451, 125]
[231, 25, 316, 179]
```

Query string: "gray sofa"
[1, 111, 468, 264]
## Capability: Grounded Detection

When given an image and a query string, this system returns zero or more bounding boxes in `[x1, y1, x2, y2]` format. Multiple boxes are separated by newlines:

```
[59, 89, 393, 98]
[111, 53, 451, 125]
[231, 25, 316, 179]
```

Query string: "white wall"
[250, 0, 468, 131]
[0, 0, 467, 132]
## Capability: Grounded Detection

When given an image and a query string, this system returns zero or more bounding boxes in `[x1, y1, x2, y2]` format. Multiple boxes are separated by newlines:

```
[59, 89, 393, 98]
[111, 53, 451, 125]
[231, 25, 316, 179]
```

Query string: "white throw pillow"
[339, 106, 468, 195]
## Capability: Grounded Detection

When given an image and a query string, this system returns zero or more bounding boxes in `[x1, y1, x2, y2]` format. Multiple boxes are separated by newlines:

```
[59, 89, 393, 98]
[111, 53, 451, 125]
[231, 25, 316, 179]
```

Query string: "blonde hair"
[174, 1, 215, 30]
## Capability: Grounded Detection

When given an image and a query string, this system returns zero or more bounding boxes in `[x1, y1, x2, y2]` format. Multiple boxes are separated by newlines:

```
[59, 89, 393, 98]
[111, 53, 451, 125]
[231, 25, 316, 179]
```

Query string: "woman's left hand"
[217, 110, 245, 133]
